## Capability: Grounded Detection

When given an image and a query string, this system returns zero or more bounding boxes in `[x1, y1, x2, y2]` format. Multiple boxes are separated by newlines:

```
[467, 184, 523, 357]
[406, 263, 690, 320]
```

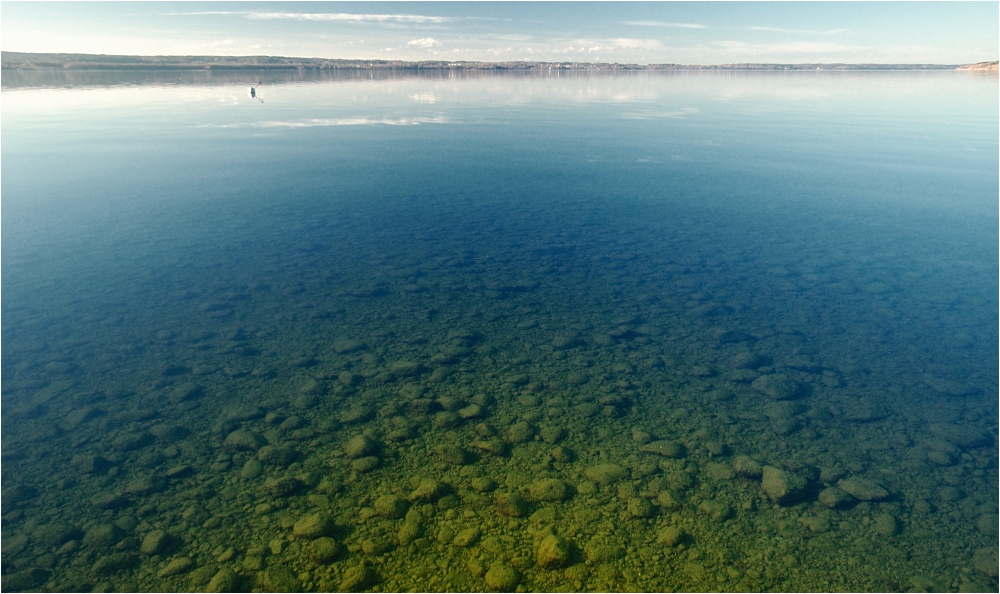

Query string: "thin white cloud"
[245, 12, 453, 24]
[488, 34, 534, 42]
[623, 21, 705, 29]
[561, 38, 662, 54]
[712, 40, 870, 58]
[407, 38, 441, 48]
[749, 26, 849, 35]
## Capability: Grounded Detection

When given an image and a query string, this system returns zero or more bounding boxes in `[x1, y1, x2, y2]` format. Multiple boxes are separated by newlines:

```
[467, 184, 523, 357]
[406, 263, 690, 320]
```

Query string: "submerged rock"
[223, 430, 263, 452]
[260, 564, 301, 592]
[583, 463, 628, 485]
[627, 497, 656, 518]
[656, 525, 687, 547]
[33, 524, 82, 548]
[761, 466, 808, 505]
[639, 440, 686, 458]
[751, 374, 802, 400]
[818, 486, 854, 509]
[340, 563, 377, 591]
[484, 563, 521, 592]
[527, 478, 569, 502]
[536, 534, 572, 569]
[307, 537, 340, 562]
[206, 568, 240, 593]
[495, 492, 530, 517]
[141, 530, 172, 555]
[453, 527, 481, 547]
[435, 444, 471, 465]
[292, 513, 335, 539]
[373, 494, 409, 519]
[972, 547, 999, 578]
[837, 477, 889, 501]
[344, 434, 380, 459]
[505, 420, 536, 443]
[407, 478, 447, 502]
[158, 557, 194, 578]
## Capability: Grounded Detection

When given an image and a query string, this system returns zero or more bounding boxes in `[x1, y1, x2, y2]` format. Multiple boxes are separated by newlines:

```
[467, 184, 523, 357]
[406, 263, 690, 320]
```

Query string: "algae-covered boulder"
[751, 374, 802, 400]
[1, 568, 50, 592]
[83, 524, 125, 550]
[732, 455, 763, 479]
[435, 444, 471, 465]
[484, 563, 521, 592]
[837, 477, 889, 501]
[397, 521, 422, 545]
[872, 513, 899, 536]
[224, 429, 264, 451]
[583, 463, 628, 485]
[309, 537, 342, 562]
[141, 529, 172, 555]
[407, 478, 447, 502]
[657, 525, 687, 547]
[158, 557, 194, 578]
[373, 494, 409, 519]
[494, 492, 530, 517]
[536, 534, 572, 569]
[340, 563, 377, 591]
[344, 434, 380, 459]
[527, 478, 569, 501]
[32, 523, 82, 548]
[453, 527, 481, 548]
[761, 466, 808, 505]
[292, 513, 335, 539]
[973, 547, 999, 578]
[583, 537, 624, 563]
[206, 568, 240, 593]
[639, 440, 686, 458]
[259, 564, 301, 592]
[627, 497, 656, 518]
[505, 420, 536, 443]
[818, 486, 854, 509]
[262, 476, 306, 497]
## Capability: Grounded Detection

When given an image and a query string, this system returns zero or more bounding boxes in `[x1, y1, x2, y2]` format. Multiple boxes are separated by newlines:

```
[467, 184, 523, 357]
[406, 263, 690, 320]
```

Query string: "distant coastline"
[3, 52, 994, 72]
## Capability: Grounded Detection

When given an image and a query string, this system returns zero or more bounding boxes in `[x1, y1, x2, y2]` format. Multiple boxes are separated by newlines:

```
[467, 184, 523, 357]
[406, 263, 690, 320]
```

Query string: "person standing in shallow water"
[248, 81, 263, 103]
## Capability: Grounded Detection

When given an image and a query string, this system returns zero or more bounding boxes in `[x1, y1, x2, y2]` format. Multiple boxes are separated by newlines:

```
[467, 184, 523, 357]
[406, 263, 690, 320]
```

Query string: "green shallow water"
[2, 70, 997, 592]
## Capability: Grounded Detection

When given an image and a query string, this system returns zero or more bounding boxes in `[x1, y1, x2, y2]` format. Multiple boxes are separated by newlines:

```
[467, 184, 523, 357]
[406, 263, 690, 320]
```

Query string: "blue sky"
[2, 2, 996, 64]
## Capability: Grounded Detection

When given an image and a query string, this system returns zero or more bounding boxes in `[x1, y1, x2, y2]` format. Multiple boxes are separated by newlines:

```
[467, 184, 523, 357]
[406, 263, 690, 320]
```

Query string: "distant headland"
[3, 52, 995, 72]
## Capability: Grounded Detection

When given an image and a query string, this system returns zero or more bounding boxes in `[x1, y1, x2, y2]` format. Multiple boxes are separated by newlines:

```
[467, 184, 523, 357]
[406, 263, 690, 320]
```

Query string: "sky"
[1, 2, 997, 65]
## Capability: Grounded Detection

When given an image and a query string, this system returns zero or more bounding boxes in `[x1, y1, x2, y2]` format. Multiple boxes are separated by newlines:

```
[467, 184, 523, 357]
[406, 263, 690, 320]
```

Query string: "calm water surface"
[2, 70, 997, 592]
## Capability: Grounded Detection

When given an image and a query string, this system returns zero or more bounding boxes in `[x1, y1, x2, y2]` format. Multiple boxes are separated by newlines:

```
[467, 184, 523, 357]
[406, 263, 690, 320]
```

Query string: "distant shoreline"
[3, 52, 996, 72]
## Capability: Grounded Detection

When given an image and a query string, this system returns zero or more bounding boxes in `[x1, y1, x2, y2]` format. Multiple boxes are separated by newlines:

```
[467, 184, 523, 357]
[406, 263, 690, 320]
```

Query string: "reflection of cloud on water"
[620, 107, 699, 119]
[205, 116, 450, 128]
[410, 92, 437, 103]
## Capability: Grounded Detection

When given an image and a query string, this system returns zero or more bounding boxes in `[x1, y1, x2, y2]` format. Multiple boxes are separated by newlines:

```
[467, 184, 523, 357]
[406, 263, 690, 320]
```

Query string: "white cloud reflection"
[207, 116, 450, 129]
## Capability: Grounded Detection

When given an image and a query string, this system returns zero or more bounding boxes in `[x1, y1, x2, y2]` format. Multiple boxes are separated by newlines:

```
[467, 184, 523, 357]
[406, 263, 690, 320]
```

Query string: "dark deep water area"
[2, 69, 997, 592]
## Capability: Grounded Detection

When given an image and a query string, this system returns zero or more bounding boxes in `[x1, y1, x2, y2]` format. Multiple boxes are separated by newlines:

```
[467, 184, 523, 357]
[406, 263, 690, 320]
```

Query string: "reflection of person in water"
[247, 81, 263, 103]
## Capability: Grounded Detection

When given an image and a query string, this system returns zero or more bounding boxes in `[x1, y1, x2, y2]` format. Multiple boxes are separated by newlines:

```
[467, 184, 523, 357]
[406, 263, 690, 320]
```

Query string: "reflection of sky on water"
[1, 69, 996, 593]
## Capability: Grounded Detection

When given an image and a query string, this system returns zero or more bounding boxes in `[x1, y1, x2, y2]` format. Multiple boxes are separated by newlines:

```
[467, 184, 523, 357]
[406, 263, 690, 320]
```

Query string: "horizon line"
[4, 51, 997, 68]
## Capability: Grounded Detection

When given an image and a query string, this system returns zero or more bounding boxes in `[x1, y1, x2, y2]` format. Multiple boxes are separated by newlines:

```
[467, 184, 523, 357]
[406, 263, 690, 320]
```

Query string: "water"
[2, 69, 997, 592]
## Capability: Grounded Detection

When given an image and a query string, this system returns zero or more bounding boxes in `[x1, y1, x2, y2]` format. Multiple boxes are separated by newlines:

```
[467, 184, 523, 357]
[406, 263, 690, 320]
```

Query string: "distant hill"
[0, 52, 975, 72]
[957, 61, 999, 71]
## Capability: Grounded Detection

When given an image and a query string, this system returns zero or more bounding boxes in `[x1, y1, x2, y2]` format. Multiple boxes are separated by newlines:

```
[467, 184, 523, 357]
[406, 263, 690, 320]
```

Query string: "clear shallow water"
[2, 70, 997, 592]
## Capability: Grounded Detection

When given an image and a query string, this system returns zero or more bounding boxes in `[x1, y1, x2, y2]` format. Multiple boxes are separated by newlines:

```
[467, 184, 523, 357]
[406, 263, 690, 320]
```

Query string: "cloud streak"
[407, 38, 440, 48]
[245, 12, 453, 24]
[748, 26, 849, 35]
[623, 21, 706, 29]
